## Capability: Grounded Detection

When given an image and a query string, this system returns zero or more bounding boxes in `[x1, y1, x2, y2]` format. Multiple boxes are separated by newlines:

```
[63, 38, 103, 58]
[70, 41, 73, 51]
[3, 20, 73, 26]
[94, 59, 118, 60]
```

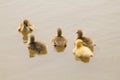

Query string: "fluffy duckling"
[27, 35, 47, 55]
[52, 28, 67, 47]
[76, 29, 95, 52]
[18, 19, 34, 33]
[73, 39, 94, 59]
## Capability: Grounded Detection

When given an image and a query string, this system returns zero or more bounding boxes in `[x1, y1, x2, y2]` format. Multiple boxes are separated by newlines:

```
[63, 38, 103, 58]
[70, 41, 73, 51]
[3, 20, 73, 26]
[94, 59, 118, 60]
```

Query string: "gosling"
[52, 28, 67, 47]
[27, 35, 47, 54]
[73, 39, 94, 58]
[76, 29, 95, 52]
[18, 19, 34, 33]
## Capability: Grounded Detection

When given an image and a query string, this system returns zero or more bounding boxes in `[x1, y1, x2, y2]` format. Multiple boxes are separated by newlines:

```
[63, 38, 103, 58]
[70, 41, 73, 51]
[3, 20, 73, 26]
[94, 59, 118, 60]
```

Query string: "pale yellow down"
[73, 39, 94, 58]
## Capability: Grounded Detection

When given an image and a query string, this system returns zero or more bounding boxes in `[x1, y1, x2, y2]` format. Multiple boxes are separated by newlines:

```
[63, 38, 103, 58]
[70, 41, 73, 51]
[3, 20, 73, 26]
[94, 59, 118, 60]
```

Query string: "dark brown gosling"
[76, 29, 95, 52]
[27, 35, 47, 55]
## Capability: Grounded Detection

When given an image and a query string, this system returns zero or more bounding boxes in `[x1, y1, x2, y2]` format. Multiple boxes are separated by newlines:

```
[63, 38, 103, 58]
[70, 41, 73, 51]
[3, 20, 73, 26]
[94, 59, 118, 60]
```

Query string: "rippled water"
[0, 0, 120, 80]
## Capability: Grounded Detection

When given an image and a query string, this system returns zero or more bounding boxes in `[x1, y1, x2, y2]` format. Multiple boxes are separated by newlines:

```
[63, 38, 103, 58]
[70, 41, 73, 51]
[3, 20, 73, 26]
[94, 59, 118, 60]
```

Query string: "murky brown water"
[0, 0, 120, 80]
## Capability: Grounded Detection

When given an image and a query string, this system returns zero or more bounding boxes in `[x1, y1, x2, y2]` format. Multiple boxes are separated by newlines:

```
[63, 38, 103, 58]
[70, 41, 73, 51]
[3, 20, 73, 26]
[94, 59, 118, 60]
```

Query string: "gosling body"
[18, 19, 34, 33]
[73, 39, 94, 58]
[52, 28, 67, 47]
[27, 35, 47, 54]
[76, 29, 95, 52]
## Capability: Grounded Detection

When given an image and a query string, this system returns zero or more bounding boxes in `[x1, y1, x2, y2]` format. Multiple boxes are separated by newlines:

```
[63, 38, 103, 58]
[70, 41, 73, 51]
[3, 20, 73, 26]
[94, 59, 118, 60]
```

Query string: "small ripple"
[0, 0, 31, 9]
[0, 0, 19, 7]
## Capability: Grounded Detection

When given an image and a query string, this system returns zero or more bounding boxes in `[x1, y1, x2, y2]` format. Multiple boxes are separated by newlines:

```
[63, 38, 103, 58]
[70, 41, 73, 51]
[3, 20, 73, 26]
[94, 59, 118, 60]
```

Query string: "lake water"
[0, 0, 120, 80]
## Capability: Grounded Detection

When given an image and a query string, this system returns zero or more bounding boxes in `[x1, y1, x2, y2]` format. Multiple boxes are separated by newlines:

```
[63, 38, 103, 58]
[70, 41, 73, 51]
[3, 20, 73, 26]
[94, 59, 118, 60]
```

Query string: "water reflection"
[54, 46, 66, 53]
[28, 48, 47, 58]
[74, 56, 90, 63]
[27, 35, 47, 58]
[19, 32, 30, 43]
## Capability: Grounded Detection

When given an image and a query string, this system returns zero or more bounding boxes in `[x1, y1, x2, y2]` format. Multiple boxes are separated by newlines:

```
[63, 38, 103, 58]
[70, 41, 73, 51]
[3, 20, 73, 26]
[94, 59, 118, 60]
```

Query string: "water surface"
[0, 0, 120, 80]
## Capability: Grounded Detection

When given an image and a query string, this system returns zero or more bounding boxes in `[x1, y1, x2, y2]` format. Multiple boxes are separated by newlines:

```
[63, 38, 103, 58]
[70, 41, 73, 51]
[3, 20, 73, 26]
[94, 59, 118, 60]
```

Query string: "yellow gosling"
[27, 35, 47, 56]
[52, 28, 67, 47]
[18, 19, 34, 33]
[73, 39, 94, 59]
[76, 29, 95, 52]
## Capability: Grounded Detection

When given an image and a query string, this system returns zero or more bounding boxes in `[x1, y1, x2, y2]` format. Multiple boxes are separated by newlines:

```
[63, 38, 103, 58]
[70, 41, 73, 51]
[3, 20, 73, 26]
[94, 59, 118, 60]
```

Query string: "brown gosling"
[27, 35, 47, 54]
[73, 39, 94, 59]
[18, 19, 34, 33]
[52, 28, 68, 47]
[76, 29, 95, 52]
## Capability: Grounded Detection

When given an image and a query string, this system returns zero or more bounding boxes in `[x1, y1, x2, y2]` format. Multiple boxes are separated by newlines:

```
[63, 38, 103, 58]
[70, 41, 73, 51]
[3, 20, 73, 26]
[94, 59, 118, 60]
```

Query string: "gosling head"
[57, 28, 62, 37]
[23, 19, 29, 27]
[75, 39, 83, 48]
[30, 35, 35, 43]
[76, 29, 83, 38]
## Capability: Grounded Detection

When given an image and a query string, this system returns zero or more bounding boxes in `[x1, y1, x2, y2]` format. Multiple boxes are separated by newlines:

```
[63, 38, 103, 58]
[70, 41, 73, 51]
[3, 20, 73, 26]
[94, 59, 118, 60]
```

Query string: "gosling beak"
[90, 54, 93, 57]
[94, 44, 96, 46]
